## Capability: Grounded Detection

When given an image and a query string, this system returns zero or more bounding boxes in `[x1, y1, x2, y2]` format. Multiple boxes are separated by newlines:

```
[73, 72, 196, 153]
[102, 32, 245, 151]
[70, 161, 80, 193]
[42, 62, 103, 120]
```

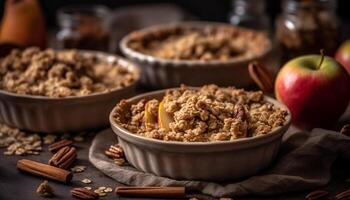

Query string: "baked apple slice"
[144, 101, 157, 129]
[158, 99, 173, 131]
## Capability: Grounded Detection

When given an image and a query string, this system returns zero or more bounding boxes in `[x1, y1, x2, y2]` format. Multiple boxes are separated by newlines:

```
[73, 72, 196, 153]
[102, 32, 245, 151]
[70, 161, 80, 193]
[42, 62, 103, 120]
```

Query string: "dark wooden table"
[1, 128, 350, 200]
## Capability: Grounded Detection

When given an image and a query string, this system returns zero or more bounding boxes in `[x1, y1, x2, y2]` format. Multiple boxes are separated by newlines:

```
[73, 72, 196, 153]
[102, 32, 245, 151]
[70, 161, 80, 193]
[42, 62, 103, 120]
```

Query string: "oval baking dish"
[0, 51, 140, 133]
[110, 89, 291, 181]
[120, 22, 272, 89]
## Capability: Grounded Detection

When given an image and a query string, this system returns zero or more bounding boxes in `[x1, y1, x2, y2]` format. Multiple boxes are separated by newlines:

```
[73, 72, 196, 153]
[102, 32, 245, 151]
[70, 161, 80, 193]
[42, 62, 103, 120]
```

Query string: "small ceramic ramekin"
[110, 89, 291, 181]
[120, 22, 272, 89]
[0, 51, 140, 133]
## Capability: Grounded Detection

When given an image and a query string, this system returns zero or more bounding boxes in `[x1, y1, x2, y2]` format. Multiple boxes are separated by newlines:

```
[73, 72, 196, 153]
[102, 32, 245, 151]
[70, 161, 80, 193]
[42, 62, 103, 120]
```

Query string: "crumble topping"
[127, 25, 269, 61]
[0, 47, 137, 97]
[113, 85, 288, 142]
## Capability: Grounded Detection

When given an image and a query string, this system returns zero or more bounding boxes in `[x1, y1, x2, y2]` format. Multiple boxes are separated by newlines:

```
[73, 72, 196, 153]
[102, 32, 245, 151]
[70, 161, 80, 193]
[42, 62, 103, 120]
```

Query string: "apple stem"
[317, 49, 325, 69]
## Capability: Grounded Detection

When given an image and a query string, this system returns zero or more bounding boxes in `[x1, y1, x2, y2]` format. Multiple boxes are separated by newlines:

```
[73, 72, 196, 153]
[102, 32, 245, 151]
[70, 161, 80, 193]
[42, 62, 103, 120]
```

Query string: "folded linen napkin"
[89, 127, 350, 197]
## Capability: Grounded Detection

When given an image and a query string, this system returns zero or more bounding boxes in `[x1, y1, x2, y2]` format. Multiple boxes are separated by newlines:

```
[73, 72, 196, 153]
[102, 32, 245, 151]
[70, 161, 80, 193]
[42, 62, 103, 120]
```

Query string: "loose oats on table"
[114, 84, 288, 142]
[71, 165, 87, 173]
[81, 178, 92, 184]
[0, 123, 42, 156]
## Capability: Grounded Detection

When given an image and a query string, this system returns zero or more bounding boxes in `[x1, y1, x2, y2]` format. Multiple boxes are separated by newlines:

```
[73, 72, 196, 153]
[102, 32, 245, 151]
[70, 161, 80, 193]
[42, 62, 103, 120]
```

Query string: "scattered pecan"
[36, 180, 54, 197]
[341, 124, 350, 137]
[248, 61, 275, 94]
[105, 144, 124, 159]
[305, 190, 329, 200]
[48, 146, 77, 169]
[48, 139, 73, 153]
[335, 188, 350, 200]
[71, 187, 99, 200]
[234, 104, 246, 121]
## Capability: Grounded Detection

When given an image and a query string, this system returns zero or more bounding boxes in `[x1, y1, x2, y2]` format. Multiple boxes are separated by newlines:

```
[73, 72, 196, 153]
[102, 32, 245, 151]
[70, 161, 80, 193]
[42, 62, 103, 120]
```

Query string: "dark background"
[0, 0, 349, 30]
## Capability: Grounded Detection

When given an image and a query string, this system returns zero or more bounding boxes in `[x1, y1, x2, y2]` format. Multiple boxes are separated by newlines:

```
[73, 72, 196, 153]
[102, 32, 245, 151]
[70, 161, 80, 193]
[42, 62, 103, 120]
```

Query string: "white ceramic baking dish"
[120, 22, 272, 89]
[110, 89, 291, 181]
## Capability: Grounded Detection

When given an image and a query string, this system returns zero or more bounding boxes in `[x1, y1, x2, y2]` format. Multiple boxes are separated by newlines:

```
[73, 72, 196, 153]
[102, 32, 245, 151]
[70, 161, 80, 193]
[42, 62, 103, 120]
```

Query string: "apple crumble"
[0, 47, 137, 97]
[113, 85, 288, 142]
[126, 25, 270, 61]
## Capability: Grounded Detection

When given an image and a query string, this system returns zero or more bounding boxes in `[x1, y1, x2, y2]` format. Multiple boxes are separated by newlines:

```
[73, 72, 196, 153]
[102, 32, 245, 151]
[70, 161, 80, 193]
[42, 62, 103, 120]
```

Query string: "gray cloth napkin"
[89, 128, 350, 197]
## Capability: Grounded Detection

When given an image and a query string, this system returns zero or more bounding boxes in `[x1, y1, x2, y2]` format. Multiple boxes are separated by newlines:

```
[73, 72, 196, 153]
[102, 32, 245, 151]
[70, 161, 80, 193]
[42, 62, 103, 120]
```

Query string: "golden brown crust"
[114, 85, 287, 142]
[127, 25, 269, 61]
[0, 48, 136, 97]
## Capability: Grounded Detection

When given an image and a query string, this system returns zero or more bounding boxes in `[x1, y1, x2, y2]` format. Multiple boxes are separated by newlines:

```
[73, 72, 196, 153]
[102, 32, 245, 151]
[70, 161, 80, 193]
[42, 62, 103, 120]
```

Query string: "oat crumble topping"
[127, 25, 269, 61]
[113, 85, 288, 142]
[0, 47, 137, 97]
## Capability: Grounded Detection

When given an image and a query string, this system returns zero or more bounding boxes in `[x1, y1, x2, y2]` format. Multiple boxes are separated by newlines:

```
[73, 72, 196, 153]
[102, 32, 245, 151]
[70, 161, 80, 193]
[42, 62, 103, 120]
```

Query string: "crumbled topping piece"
[36, 180, 54, 197]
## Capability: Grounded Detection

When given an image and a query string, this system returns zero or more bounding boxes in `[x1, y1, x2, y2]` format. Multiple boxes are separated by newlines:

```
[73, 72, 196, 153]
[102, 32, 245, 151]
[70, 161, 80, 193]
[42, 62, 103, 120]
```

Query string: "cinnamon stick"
[115, 186, 185, 198]
[248, 61, 275, 94]
[17, 159, 73, 183]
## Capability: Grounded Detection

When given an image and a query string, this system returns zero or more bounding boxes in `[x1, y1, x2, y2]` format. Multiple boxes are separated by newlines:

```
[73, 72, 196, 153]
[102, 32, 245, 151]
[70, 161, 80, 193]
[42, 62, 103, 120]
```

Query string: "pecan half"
[49, 146, 77, 169]
[48, 139, 73, 153]
[335, 188, 350, 200]
[341, 124, 350, 137]
[305, 190, 329, 200]
[234, 104, 246, 121]
[248, 61, 275, 94]
[71, 187, 98, 200]
[104, 144, 124, 159]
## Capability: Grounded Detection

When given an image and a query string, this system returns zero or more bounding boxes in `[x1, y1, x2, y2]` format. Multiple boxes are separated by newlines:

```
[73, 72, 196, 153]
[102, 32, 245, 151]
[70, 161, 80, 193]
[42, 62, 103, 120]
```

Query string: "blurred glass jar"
[276, 0, 339, 62]
[56, 5, 110, 51]
[229, 0, 270, 32]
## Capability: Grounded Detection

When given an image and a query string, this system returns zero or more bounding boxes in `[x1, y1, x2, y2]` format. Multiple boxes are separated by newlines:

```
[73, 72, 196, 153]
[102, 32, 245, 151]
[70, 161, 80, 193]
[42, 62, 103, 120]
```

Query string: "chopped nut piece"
[105, 144, 124, 159]
[71, 165, 87, 173]
[84, 187, 92, 191]
[36, 180, 54, 197]
[114, 158, 126, 166]
[81, 178, 92, 184]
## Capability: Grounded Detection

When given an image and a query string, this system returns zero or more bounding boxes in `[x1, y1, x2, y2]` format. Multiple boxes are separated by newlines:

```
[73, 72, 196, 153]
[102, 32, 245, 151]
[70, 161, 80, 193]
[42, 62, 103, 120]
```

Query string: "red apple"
[275, 53, 350, 130]
[335, 40, 350, 75]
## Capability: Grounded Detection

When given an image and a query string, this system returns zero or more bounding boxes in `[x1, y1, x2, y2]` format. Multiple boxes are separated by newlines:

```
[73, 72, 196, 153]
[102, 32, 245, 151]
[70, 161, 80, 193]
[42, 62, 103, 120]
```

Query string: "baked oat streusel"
[127, 25, 270, 61]
[0, 48, 137, 97]
[113, 85, 288, 142]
